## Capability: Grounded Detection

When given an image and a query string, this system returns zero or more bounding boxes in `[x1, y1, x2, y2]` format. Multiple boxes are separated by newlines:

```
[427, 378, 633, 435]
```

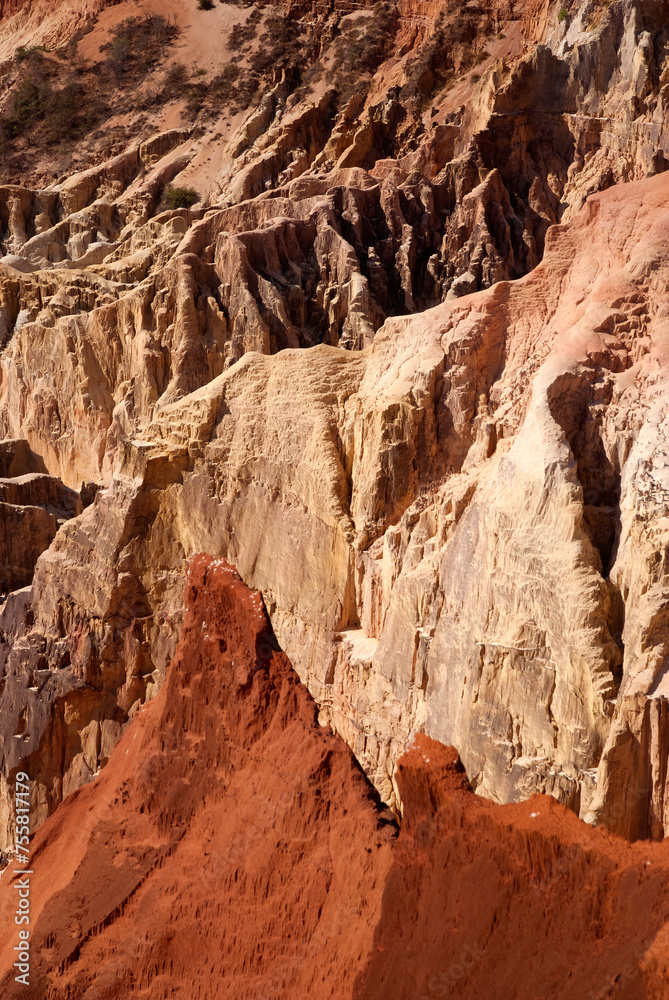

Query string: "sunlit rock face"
[1, 0, 669, 848]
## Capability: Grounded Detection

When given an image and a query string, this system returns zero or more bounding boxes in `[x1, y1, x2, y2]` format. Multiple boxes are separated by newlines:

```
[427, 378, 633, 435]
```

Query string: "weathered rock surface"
[0, 0, 665, 483]
[0, 440, 81, 593]
[3, 165, 669, 848]
[1, 559, 669, 999]
[143, 168, 669, 839]
[1, 0, 669, 848]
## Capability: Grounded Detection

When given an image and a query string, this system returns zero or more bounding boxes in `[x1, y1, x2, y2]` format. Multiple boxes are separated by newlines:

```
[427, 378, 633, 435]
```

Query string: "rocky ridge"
[1, 0, 669, 846]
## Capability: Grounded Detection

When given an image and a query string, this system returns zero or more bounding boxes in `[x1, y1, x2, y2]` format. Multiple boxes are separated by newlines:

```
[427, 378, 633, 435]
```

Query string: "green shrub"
[15, 45, 48, 61]
[558, 8, 569, 21]
[110, 34, 132, 66]
[165, 186, 199, 209]
[3, 78, 45, 137]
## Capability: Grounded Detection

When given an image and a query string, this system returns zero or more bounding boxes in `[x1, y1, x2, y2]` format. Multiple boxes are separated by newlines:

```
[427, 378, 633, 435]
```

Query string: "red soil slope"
[0, 555, 397, 1000]
[1, 555, 669, 1000]
[359, 740, 669, 1000]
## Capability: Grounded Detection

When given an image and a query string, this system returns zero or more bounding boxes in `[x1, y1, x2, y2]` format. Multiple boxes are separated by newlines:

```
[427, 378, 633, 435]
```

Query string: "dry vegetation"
[283, 3, 399, 109]
[327, 4, 399, 103]
[0, 0, 494, 186]
[99, 15, 180, 76]
[0, 14, 181, 181]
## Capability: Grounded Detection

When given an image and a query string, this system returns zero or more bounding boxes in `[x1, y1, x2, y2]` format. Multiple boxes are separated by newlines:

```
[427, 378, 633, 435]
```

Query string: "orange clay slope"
[0, 555, 668, 1000]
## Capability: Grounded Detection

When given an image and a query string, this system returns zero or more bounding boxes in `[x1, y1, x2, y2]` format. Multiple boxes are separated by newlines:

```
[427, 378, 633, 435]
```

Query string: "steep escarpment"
[0, 436, 89, 623]
[1, 560, 669, 999]
[1, 0, 669, 848]
[1, 1, 667, 484]
[4, 166, 669, 847]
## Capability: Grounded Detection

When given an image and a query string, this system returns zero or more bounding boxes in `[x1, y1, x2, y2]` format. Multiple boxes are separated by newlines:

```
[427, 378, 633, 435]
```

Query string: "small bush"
[165, 186, 199, 209]
[198, 0, 215, 8]
[42, 82, 103, 144]
[2, 77, 45, 137]
[558, 8, 569, 21]
[15, 44, 48, 61]
[110, 33, 132, 65]
[165, 63, 188, 88]
[101, 15, 180, 76]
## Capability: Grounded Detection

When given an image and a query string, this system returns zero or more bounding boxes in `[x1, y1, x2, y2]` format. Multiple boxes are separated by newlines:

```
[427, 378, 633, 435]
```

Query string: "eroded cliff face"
[5, 166, 669, 845]
[1, 0, 669, 846]
[1, 558, 669, 1000]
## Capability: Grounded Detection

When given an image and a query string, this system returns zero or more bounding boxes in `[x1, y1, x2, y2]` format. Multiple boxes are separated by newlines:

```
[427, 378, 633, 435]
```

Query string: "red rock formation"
[0, 555, 397, 999]
[360, 737, 669, 1000]
[2, 557, 669, 1000]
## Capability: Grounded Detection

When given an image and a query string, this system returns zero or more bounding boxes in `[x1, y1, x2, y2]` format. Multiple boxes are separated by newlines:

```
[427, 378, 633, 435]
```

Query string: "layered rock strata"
[5, 164, 669, 844]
